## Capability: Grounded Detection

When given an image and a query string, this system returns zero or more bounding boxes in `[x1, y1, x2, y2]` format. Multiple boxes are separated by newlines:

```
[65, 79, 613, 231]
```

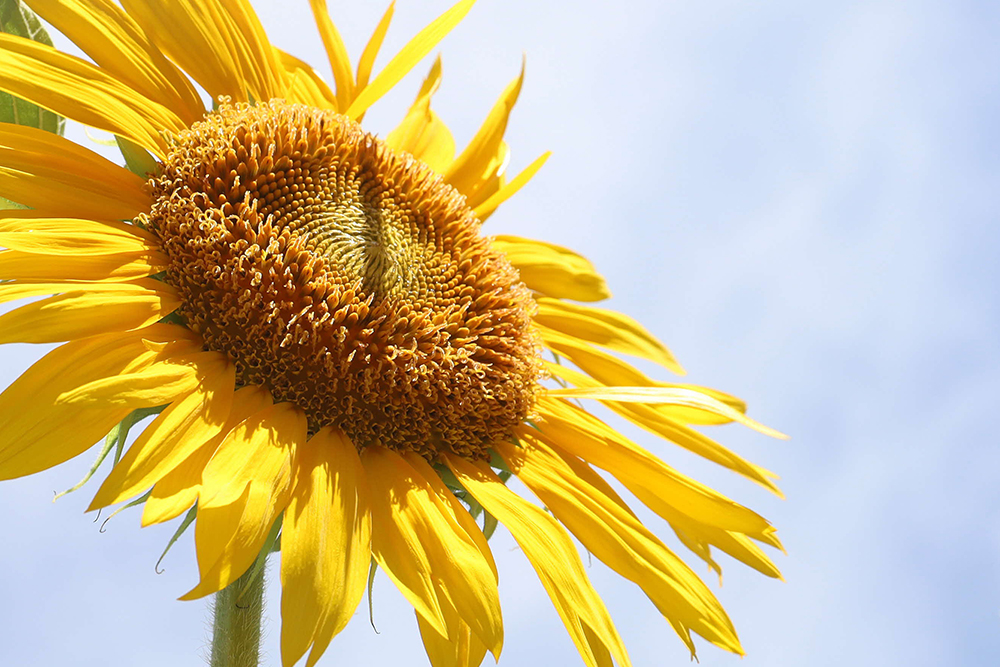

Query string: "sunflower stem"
[209, 561, 267, 667]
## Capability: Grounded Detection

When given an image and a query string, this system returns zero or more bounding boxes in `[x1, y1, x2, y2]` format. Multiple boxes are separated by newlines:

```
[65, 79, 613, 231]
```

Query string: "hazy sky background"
[1, 0, 998, 665]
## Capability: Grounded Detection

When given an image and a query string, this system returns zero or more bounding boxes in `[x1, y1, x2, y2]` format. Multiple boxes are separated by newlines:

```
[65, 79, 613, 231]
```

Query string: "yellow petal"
[0, 123, 150, 218]
[281, 426, 371, 667]
[0, 278, 163, 306]
[492, 235, 610, 302]
[183, 401, 306, 599]
[217, 0, 288, 101]
[500, 436, 743, 656]
[120, 0, 268, 103]
[416, 607, 489, 667]
[472, 151, 550, 222]
[355, 2, 395, 92]
[362, 445, 503, 655]
[346, 0, 476, 120]
[535, 298, 683, 374]
[445, 453, 631, 667]
[0, 249, 166, 282]
[0, 33, 181, 156]
[140, 385, 271, 526]
[546, 386, 786, 439]
[23, 0, 204, 124]
[534, 397, 773, 539]
[0, 217, 155, 255]
[385, 56, 456, 174]
[545, 361, 782, 495]
[308, 0, 354, 111]
[88, 355, 235, 511]
[277, 49, 337, 110]
[444, 61, 523, 200]
[0, 324, 195, 480]
[0, 287, 178, 345]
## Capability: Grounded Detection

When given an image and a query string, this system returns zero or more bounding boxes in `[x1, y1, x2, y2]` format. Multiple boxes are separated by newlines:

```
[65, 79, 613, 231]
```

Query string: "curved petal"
[281, 426, 371, 667]
[307, 0, 353, 111]
[385, 56, 455, 174]
[0, 249, 167, 282]
[0, 217, 155, 255]
[277, 49, 336, 110]
[491, 235, 611, 302]
[416, 607, 488, 667]
[473, 151, 550, 222]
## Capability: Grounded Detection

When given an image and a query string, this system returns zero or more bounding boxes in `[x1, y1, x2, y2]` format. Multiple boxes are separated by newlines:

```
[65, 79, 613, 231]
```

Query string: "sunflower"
[0, 1, 785, 666]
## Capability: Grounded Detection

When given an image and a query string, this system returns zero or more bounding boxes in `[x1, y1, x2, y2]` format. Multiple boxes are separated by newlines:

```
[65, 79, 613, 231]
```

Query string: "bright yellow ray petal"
[183, 401, 306, 599]
[362, 445, 502, 654]
[355, 2, 395, 92]
[0, 287, 178, 345]
[546, 386, 786, 439]
[0, 123, 150, 219]
[0, 324, 195, 481]
[0, 34, 181, 155]
[308, 0, 354, 111]
[218, 0, 288, 101]
[0, 217, 155, 255]
[472, 151, 550, 222]
[384, 56, 456, 174]
[535, 297, 683, 374]
[491, 235, 611, 302]
[281, 426, 371, 667]
[58, 350, 226, 408]
[444, 61, 523, 199]
[545, 361, 782, 495]
[445, 453, 631, 667]
[534, 397, 774, 539]
[277, 49, 337, 110]
[140, 385, 270, 526]
[120, 0, 245, 103]
[416, 607, 489, 667]
[88, 356, 235, 511]
[0, 249, 166, 282]
[346, 0, 476, 120]
[23, 0, 204, 124]
[500, 436, 744, 656]
[0, 278, 161, 306]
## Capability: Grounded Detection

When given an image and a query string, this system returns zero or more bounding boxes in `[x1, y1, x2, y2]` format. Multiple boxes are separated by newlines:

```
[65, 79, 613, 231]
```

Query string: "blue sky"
[1, 0, 998, 665]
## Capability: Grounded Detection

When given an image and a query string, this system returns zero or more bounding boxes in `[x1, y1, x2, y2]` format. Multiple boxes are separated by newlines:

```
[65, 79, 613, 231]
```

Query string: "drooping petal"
[445, 453, 631, 667]
[0, 34, 182, 155]
[534, 397, 774, 540]
[0, 324, 196, 481]
[0, 123, 150, 218]
[281, 426, 371, 667]
[498, 436, 744, 656]
[385, 56, 456, 174]
[0, 217, 156, 255]
[0, 287, 179, 345]
[88, 355, 235, 511]
[416, 606, 489, 667]
[491, 235, 611, 302]
[182, 401, 306, 599]
[362, 445, 502, 655]
[23, 0, 204, 124]
[346, 0, 476, 120]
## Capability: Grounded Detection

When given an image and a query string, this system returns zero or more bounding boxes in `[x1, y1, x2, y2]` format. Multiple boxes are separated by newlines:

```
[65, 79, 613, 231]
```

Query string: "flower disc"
[145, 100, 542, 459]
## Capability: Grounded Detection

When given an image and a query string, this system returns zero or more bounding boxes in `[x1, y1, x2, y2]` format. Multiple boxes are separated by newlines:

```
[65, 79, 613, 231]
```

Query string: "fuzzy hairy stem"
[209, 565, 266, 667]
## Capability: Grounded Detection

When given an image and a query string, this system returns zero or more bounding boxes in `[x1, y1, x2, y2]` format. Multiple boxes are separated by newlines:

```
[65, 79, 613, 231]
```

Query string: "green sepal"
[155, 504, 197, 574]
[53, 406, 165, 500]
[116, 135, 160, 178]
[100, 489, 152, 532]
[367, 557, 379, 633]
[0, 0, 65, 136]
[0, 196, 27, 210]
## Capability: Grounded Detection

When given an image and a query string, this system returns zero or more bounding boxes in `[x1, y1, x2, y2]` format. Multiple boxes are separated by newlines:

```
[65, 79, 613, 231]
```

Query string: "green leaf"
[0, 0, 65, 135]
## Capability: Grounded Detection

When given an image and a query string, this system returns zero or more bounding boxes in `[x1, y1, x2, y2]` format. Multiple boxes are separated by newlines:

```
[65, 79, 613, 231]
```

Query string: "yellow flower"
[0, 1, 785, 666]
